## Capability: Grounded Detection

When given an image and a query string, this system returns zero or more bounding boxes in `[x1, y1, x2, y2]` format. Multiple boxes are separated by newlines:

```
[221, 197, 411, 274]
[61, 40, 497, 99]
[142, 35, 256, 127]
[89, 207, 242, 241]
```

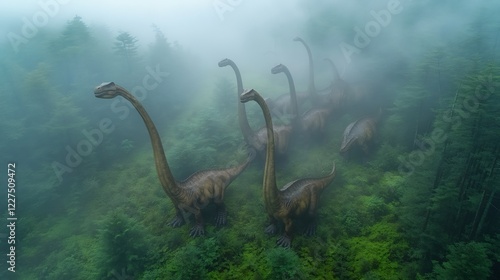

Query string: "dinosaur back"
[280, 165, 336, 197]
[340, 119, 361, 152]
[340, 117, 376, 152]
[179, 161, 248, 191]
[255, 124, 292, 155]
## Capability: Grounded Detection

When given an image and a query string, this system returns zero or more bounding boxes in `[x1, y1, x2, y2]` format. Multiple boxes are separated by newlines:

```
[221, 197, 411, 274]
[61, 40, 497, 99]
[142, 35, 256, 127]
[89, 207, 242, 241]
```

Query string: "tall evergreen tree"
[50, 16, 97, 94]
[113, 31, 141, 79]
[432, 241, 492, 279]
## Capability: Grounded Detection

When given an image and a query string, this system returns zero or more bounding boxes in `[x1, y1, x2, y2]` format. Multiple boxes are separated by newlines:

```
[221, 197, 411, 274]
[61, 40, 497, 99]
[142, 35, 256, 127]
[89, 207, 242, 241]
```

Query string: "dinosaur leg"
[305, 196, 318, 236]
[188, 206, 205, 237]
[189, 212, 205, 237]
[213, 187, 227, 227]
[169, 207, 186, 227]
[214, 202, 227, 227]
[277, 217, 293, 248]
[265, 216, 279, 235]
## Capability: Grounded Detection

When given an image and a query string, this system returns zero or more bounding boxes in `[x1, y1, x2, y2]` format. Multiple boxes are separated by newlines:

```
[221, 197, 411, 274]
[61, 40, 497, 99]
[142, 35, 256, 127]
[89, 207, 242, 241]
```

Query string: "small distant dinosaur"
[219, 58, 293, 156]
[240, 88, 337, 248]
[272, 63, 332, 136]
[293, 37, 335, 107]
[324, 58, 351, 109]
[94, 82, 254, 236]
[340, 109, 381, 154]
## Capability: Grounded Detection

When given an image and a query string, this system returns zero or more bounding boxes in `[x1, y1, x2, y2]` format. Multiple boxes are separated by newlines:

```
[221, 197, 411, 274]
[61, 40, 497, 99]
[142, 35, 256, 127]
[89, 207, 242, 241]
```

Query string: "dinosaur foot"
[189, 224, 205, 237]
[276, 234, 292, 248]
[304, 222, 317, 236]
[215, 210, 227, 227]
[265, 224, 278, 235]
[169, 216, 185, 227]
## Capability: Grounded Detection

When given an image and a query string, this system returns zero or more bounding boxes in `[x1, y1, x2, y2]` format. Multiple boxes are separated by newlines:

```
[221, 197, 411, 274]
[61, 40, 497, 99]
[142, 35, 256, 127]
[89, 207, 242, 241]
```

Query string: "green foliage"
[7, 4, 500, 280]
[51, 15, 93, 66]
[348, 221, 410, 279]
[342, 208, 363, 236]
[369, 141, 406, 171]
[164, 238, 220, 280]
[395, 29, 500, 276]
[376, 171, 405, 204]
[99, 211, 152, 279]
[265, 247, 303, 280]
[359, 195, 390, 222]
[148, 26, 170, 66]
[214, 77, 237, 113]
[113, 31, 142, 79]
[330, 241, 356, 279]
[114, 31, 139, 58]
[45, 255, 87, 280]
[166, 79, 245, 179]
[432, 241, 492, 280]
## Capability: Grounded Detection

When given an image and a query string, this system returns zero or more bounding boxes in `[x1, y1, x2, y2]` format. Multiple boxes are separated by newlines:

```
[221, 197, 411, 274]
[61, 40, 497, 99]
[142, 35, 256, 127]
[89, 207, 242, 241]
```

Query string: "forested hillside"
[1, 1, 499, 279]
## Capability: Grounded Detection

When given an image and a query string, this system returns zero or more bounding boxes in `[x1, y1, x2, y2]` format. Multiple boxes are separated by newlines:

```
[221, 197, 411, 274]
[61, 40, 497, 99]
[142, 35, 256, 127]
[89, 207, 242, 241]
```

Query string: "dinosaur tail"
[225, 147, 255, 181]
[320, 162, 337, 186]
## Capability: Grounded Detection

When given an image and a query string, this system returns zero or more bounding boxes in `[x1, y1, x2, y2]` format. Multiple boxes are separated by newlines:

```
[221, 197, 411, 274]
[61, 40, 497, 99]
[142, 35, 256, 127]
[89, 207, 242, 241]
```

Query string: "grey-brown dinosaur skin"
[293, 37, 318, 103]
[340, 113, 378, 154]
[240, 88, 337, 248]
[219, 58, 292, 157]
[324, 57, 351, 108]
[272, 63, 332, 136]
[94, 82, 253, 237]
[294, 37, 349, 112]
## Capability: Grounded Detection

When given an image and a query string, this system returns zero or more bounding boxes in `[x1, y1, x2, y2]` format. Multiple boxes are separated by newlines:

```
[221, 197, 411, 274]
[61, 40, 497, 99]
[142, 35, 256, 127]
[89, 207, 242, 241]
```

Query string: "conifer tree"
[113, 31, 141, 79]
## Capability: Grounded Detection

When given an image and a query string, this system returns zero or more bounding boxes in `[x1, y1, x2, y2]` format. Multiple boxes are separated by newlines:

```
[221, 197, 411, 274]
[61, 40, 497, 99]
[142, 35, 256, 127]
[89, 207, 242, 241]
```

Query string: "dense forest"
[1, 0, 499, 279]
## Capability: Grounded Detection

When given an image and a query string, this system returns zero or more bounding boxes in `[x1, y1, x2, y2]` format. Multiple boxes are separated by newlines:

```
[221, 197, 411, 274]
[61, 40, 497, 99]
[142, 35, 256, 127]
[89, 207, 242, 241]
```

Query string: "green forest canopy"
[1, 3, 499, 279]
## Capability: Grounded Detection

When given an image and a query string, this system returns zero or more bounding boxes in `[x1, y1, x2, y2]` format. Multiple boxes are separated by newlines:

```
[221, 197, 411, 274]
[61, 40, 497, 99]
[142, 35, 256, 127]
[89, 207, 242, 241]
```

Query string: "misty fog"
[1, 0, 499, 279]
[2, 0, 494, 92]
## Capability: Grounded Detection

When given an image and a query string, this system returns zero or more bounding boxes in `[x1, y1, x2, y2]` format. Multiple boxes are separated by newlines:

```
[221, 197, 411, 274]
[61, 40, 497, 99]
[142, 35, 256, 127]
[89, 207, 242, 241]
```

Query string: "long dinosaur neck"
[253, 93, 280, 212]
[296, 38, 316, 97]
[227, 60, 255, 144]
[325, 58, 341, 82]
[281, 66, 299, 125]
[117, 85, 180, 198]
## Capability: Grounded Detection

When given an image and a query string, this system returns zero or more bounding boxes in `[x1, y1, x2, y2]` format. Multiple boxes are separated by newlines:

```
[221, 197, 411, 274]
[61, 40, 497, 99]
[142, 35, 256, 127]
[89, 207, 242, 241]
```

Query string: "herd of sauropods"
[94, 37, 381, 248]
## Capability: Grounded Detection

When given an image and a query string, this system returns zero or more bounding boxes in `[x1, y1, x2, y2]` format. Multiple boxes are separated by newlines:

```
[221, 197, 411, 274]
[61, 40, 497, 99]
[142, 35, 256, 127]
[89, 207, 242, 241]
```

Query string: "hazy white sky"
[1, 0, 307, 65]
[0, 0, 491, 50]
[1, 0, 494, 83]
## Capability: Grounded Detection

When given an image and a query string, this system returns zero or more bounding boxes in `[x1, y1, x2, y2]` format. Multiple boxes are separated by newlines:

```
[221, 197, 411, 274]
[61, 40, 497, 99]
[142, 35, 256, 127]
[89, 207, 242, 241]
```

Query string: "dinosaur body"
[240, 89, 336, 248]
[300, 107, 331, 135]
[324, 58, 350, 109]
[218, 58, 292, 156]
[260, 37, 329, 115]
[340, 113, 379, 154]
[293, 37, 351, 120]
[254, 125, 292, 156]
[272, 63, 332, 136]
[265, 90, 309, 119]
[94, 82, 252, 236]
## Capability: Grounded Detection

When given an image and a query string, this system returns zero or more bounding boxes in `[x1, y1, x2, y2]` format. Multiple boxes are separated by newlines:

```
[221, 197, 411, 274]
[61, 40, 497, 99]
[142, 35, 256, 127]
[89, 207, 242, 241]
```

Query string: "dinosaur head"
[340, 136, 356, 153]
[218, 58, 231, 67]
[271, 64, 286, 74]
[94, 82, 120, 99]
[292, 36, 303, 42]
[240, 89, 258, 103]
